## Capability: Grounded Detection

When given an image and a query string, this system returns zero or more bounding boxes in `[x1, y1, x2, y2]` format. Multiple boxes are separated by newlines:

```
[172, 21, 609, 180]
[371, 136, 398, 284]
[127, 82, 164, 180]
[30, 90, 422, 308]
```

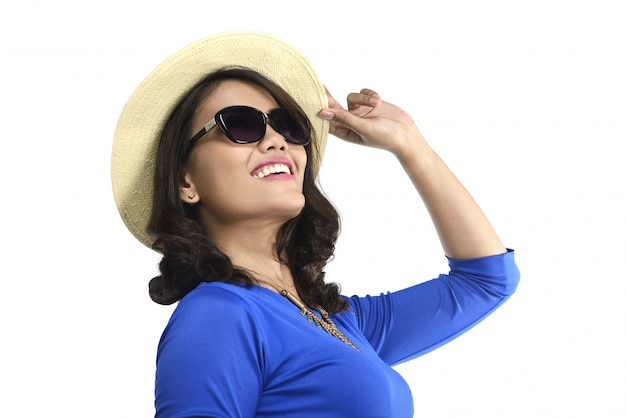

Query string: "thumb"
[319, 107, 371, 138]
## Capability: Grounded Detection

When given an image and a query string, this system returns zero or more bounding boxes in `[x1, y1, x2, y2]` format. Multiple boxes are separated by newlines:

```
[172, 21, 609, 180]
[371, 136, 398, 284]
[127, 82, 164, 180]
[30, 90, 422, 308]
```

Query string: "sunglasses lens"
[217, 106, 310, 145]
[270, 108, 310, 145]
[219, 107, 266, 143]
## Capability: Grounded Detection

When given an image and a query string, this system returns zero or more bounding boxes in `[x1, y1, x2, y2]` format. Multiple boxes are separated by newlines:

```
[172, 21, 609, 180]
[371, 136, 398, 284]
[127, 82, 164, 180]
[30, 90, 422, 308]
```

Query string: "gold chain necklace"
[280, 289, 360, 352]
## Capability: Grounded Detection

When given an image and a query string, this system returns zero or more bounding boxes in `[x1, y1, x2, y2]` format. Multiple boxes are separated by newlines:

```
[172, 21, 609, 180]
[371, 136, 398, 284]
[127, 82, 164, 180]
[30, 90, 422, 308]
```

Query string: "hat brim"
[111, 31, 328, 248]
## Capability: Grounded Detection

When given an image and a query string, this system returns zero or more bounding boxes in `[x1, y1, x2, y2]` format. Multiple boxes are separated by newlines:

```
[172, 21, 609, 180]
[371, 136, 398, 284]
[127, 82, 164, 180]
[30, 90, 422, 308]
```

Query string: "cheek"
[194, 160, 241, 201]
[187, 153, 225, 199]
[189, 142, 246, 190]
[195, 169, 251, 224]
[189, 148, 256, 218]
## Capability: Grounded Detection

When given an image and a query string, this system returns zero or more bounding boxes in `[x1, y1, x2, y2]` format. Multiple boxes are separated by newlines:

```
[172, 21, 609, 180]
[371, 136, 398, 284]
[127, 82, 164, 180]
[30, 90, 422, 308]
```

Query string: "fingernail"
[319, 110, 334, 120]
[369, 97, 380, 106]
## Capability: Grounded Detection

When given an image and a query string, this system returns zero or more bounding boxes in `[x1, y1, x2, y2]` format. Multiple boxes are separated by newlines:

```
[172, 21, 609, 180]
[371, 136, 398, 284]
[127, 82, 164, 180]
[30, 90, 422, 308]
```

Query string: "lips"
[251, 158, 294, 179]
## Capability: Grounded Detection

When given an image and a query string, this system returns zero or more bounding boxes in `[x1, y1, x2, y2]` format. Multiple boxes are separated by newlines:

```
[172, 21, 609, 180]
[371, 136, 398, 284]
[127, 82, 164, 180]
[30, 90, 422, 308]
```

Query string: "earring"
[187, 192, 196, 199]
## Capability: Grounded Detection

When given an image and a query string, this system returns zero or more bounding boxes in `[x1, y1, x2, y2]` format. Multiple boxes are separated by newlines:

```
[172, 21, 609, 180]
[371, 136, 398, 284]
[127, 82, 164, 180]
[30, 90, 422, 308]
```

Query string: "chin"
[285, 200, 306, 219]
[280, 195, 306, 220]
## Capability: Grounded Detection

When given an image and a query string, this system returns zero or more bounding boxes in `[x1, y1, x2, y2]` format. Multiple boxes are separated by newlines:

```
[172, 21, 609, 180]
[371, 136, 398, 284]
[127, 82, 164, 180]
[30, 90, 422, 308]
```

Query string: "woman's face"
[182, 79, 308, 232]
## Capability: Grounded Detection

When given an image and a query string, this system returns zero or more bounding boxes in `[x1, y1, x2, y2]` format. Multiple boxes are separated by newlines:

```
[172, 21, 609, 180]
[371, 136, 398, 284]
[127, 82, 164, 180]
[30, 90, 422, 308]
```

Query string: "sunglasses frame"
[184, 105, 311, 158]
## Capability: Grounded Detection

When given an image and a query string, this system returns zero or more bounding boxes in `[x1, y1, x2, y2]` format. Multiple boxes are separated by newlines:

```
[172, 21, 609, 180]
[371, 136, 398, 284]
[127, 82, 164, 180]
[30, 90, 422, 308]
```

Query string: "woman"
[112, 32, 519, 417]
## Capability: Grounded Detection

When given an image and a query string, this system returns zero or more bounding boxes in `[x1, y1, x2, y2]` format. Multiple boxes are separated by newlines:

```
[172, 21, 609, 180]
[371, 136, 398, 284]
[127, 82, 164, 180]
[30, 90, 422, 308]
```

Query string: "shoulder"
[169, 282, 273, 328]
[159, 282, 270, 361]
[178, 282, 253, 310]
[164, 282, 261, 335]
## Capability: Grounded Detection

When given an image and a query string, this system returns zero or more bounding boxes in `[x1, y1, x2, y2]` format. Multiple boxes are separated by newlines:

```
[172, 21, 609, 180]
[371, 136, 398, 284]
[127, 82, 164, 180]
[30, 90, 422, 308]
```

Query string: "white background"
[1, 0, 624, 416]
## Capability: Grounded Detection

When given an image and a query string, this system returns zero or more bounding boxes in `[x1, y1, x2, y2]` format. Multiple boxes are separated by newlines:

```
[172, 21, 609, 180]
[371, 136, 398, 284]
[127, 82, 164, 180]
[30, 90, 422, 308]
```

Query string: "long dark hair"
[147, 67, 348, 314]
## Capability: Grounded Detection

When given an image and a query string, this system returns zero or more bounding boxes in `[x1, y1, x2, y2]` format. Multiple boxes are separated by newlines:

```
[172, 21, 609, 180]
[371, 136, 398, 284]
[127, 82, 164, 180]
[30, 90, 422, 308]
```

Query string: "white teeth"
[271, 163, 290, 174]
[253, 163, 291, 179]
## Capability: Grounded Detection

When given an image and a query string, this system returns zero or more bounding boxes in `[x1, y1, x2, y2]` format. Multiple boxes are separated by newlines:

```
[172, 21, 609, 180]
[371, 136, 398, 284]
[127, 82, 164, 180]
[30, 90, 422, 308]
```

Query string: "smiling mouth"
[252, 163, 293, 179]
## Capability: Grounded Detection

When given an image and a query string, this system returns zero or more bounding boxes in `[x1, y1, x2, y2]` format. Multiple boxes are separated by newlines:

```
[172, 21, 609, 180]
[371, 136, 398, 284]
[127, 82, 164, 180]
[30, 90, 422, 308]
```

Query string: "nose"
[258, 123, 288, 151]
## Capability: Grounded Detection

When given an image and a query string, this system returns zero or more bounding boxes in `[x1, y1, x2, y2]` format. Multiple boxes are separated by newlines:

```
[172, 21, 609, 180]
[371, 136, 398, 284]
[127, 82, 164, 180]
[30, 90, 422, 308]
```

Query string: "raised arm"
[319, 88, 506, 260]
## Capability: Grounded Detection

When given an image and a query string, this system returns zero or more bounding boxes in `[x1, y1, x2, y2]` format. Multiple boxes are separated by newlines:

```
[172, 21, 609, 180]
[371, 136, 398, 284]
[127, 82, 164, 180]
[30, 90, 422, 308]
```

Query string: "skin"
[182, 80, 506, 298]
[180, 80, 307, 295]
[320, 88, 506, 260]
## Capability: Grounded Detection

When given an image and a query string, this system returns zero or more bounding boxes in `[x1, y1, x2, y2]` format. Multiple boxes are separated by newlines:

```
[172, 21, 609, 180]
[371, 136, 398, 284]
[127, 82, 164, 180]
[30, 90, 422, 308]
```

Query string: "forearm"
[395, 132, 506, 259]
[321, 88, 507, 259]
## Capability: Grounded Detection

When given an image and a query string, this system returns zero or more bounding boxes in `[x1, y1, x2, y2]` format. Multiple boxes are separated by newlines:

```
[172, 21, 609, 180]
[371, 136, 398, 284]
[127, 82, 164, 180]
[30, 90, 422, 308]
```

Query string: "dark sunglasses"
[185, 105, 311, 156]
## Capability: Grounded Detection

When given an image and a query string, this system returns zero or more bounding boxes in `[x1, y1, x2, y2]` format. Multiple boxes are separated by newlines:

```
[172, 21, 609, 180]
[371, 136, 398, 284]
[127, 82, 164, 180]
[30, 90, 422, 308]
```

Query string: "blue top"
[155, 250, 519, 417]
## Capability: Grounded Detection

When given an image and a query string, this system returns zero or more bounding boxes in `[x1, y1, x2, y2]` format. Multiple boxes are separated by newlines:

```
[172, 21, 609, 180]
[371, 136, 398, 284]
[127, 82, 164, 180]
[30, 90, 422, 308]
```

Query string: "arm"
[349, 250, 519, 365]
[321, 88, 518, 362]
[320, 89, 505, 259]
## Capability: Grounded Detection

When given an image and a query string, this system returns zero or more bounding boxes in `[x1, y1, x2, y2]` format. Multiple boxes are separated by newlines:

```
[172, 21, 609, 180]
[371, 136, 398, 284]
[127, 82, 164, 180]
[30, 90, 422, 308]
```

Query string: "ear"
[179, 171, 199, 204]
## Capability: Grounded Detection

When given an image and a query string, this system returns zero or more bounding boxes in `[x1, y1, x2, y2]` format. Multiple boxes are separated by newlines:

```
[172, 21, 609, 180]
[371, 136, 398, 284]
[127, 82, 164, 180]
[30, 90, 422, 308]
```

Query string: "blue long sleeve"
[154, 250, 519, 417]
[349, 249, 519, 365]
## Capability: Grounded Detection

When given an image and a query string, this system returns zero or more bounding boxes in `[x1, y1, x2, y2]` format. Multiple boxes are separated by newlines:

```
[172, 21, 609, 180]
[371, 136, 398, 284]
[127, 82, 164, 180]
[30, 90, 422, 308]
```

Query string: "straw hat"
[111, 31, 328, 248]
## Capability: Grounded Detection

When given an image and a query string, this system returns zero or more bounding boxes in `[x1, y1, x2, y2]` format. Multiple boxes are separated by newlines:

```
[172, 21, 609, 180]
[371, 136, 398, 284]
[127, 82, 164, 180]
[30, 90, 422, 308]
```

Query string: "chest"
[255, 307, 414, 417]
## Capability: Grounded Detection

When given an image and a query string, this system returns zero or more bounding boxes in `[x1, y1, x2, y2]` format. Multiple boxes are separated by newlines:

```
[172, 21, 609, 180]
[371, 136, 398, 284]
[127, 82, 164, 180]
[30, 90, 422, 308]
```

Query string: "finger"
[327, 118, 364, 145]
[346, 90, 381, 110]
[320, 106, 371, 140]
[360, 88, 381, 98]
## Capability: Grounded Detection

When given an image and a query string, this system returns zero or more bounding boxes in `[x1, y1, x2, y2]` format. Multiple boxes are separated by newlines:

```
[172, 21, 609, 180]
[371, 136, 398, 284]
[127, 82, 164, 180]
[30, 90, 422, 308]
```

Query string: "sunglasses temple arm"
[188, 119, 217, 147]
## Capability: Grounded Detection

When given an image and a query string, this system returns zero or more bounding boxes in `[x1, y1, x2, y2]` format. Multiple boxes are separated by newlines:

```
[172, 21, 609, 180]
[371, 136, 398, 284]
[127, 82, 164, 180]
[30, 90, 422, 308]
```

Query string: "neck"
[205, 218, 298, 294]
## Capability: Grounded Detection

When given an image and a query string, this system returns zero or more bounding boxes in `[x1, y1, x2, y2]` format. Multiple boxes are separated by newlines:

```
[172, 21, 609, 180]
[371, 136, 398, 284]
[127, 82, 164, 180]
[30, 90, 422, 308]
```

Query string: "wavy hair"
[146, 67, 347, 314]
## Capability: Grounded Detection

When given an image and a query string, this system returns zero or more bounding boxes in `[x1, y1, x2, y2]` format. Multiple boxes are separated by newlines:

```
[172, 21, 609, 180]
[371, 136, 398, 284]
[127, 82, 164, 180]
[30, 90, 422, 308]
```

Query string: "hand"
[319, 87, 424, 158]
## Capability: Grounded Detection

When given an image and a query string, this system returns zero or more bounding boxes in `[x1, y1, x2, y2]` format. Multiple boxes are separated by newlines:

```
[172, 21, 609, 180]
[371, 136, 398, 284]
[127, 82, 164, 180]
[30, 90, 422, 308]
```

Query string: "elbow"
[498, 249, 520, 298]
[503, 261, 520, 297]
